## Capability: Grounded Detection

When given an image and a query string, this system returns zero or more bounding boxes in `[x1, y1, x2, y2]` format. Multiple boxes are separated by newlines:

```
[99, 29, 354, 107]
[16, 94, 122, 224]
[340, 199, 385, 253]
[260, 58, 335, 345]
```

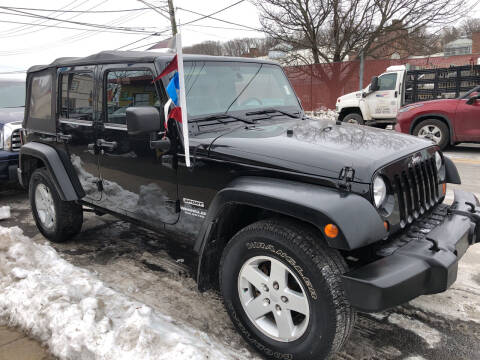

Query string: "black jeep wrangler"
[19, 51, 480, 360]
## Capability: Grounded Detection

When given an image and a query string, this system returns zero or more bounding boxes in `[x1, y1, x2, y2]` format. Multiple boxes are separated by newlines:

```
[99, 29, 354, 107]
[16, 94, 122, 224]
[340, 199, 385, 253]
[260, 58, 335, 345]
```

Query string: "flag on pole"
[151, 34, 191, 167]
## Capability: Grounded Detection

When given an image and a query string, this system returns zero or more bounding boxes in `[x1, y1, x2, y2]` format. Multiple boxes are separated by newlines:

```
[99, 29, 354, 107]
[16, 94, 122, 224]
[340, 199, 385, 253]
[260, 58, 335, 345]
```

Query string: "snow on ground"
[0, 225, 254, 360]
[0, 206, 10, 220]
[388, 313, 442, 349]
[305, 107, 338, 122]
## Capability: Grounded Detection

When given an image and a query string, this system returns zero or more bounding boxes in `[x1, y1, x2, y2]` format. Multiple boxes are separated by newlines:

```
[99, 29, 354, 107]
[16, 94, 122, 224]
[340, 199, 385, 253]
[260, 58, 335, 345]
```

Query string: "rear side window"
[30, 73, 52, 119]
[105, 69, 159, 125]
[60, 72, 94, 121]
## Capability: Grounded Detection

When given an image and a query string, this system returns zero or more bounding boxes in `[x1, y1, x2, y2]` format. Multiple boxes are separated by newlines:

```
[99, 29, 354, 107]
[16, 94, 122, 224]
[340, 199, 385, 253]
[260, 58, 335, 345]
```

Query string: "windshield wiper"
[192, 113, 254, 124]
[245, 108, 302, 119]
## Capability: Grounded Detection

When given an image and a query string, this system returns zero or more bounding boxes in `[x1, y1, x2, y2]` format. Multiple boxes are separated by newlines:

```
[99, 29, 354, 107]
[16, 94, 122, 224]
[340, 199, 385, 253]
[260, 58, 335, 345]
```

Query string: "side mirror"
[126, 106, 162, 135]
[370, 76, 379, 92]
[466, 95, 480, 105]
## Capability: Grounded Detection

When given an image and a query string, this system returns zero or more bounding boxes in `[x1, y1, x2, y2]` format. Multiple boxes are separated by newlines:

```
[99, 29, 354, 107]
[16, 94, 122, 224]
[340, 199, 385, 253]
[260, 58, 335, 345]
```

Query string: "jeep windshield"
[0, 80, 25, 108]
[183, 61, 302, 121]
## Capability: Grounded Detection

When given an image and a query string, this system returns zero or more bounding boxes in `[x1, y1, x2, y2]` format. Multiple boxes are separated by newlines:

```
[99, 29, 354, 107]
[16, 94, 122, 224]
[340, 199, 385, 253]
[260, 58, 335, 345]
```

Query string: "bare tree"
[183, 37, 278, 57]
[461, 18, 480, 36]
[183, 41, 223, 56]
[255, 0, 472, 65]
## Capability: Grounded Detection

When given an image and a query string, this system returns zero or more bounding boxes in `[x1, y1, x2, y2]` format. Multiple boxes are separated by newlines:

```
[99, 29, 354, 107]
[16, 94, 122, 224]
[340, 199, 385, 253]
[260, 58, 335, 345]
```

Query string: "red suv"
[395, 86, 480, 149]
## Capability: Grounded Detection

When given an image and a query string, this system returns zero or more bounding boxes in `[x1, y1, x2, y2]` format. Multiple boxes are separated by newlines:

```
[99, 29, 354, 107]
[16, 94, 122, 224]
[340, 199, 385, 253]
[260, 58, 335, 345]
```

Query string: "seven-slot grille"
[10, 128, 21, 151]
[393, 157, 439, 226]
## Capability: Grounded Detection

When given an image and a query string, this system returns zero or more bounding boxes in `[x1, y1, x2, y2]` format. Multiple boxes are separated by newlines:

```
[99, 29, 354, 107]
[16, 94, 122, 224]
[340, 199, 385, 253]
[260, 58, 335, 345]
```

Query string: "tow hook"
[447, 202, 480, 244]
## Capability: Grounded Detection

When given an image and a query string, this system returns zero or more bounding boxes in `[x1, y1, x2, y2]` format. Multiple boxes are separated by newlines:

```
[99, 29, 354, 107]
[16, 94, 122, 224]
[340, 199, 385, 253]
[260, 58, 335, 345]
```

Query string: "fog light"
[324, 224, 339, 238]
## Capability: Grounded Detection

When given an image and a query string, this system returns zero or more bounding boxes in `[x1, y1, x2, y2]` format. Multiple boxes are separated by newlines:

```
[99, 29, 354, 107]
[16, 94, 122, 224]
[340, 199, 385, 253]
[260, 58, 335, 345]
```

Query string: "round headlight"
[435, 151, 442, 171]
[373, 176, 387, 208]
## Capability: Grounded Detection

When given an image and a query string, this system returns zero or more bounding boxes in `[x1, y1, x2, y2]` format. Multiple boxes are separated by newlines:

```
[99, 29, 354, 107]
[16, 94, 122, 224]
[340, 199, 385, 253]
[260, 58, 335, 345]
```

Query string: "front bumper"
[0, 150, 19, 182]
[342, 189, 479, 312]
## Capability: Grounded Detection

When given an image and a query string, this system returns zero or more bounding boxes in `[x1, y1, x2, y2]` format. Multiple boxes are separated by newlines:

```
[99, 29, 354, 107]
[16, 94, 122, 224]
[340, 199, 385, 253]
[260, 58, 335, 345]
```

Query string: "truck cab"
[336, 65, 406, 127]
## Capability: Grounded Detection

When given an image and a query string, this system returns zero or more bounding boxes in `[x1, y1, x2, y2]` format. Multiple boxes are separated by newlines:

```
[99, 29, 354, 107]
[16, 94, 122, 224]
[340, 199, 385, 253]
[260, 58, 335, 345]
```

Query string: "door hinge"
[166, 199, 181, 213]
[57, 132, 72, 142]
[96, 179, 103, 192]
[338, 166, 355, 191]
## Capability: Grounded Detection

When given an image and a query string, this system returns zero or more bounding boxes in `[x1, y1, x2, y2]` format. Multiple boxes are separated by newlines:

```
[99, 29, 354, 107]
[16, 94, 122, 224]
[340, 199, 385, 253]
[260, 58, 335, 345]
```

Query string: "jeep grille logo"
[409, 154, 422, 167]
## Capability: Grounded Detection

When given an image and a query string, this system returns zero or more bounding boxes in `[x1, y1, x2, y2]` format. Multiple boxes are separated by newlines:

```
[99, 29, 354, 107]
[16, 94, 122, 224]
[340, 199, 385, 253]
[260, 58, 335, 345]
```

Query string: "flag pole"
[175, 32, 191, 167]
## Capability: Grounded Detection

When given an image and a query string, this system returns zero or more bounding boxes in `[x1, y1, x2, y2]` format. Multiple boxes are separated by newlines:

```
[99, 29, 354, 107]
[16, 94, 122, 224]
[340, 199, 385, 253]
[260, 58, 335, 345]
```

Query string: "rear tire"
[219, 219, 355, 360]
[342, 112, 364, 125]
[413, 119, 449, 150]
[29, 168, 83, 242]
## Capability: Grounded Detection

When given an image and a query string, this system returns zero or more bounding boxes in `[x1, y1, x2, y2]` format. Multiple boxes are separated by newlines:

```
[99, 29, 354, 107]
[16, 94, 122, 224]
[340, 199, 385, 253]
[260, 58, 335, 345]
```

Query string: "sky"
[0, 0, 479, 79]
[0, 0, 264, 78]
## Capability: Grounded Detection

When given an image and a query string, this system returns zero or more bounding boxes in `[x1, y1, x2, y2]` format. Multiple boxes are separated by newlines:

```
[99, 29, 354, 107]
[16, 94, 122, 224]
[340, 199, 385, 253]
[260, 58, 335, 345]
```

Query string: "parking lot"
[1, 143, 479, 360]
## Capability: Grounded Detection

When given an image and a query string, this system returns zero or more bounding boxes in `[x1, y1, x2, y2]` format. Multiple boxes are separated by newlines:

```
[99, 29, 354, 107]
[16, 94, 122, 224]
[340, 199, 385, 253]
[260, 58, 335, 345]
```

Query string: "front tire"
[413, 119, 449, 150]
[220, 219, 355, 360]
[342, 112, 364, 125]
[29, 168, 83, 242]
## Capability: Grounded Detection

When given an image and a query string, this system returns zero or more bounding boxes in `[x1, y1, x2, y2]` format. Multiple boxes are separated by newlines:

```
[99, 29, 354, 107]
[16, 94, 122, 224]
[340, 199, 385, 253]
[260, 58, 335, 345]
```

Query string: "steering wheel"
[241, 97, 263, 106]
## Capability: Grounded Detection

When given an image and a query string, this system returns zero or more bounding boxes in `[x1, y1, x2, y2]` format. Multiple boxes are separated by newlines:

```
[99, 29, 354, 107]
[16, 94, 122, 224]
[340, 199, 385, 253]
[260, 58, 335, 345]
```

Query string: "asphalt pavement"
[0, 143, 479, 360]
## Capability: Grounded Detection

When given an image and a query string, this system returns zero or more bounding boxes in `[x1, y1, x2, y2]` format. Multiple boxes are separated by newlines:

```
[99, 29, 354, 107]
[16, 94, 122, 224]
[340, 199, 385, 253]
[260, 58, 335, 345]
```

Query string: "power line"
[0, 5, 163, 13]
[120, 0, 254, 51]
[0, 6, 155, 33]
[184, 23, 260, 32]
[174, 1, 261, 32]
[0, 0, 108, 39]
[0, 19, 157, 35]
[0, 0, 83, 36]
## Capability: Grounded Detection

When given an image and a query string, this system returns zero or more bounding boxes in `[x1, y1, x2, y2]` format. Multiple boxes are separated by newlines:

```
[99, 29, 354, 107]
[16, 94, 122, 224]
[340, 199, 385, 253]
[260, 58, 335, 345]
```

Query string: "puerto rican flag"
[151, 34, 191, 167]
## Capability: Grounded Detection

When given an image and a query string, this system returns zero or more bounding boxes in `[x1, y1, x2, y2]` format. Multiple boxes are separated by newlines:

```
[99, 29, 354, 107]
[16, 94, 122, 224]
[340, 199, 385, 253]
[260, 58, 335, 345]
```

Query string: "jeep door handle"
[97, 139, 117, 150]
[87, 139, 117, 151]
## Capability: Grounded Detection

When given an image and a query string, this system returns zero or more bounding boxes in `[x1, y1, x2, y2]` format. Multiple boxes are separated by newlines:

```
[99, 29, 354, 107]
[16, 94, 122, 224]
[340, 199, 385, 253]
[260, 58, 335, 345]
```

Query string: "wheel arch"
[195, 177, 386, 291]
[409, 114, 455, 145]
[19, 142, 84, 201]
[338, 107, 362, 121]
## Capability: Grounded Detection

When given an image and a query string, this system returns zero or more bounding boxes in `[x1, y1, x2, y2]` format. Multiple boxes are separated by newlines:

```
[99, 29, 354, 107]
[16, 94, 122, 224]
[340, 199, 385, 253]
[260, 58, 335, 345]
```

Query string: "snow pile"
[0, 226, 250, 360]
[0, 206, 10, 220]
[306, 107, 338, 122]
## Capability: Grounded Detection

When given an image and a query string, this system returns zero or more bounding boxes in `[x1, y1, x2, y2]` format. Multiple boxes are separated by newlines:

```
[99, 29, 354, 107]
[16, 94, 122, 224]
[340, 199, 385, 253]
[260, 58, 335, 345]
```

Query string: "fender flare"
[195, 177, 387, 283]
[19, 142, 84, 201]
[444, 156, 461, 184]
[409, 113, 455, 145]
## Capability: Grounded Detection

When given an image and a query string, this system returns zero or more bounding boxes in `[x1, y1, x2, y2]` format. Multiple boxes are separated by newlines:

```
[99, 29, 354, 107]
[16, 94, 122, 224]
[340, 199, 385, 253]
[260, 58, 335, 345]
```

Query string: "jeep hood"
[209, 118, 434, 183]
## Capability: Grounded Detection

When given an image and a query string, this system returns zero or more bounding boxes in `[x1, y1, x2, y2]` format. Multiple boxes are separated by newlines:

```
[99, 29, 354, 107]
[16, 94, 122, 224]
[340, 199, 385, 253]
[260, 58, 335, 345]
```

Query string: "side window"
[60, 72, 94, 121]
[105, 69, 159, 125]
[377, 73, 397, 91]
[30, 73, 52, 120]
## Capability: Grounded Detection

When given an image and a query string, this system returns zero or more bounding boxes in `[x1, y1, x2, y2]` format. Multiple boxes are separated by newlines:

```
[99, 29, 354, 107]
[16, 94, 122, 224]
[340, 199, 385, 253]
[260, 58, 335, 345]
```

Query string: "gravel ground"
[0, 144, 479, 360]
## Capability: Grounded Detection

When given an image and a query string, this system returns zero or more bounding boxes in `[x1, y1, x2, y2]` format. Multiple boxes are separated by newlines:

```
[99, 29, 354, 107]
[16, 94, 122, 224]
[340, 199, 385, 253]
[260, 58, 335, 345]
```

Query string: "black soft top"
[27, 50, 277, 73]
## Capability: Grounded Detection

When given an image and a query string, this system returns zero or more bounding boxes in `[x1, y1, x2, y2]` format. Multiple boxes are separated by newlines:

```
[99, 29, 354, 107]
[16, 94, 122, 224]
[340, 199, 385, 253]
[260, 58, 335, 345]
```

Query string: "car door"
[454, 93, 480, 141]
[367, 72, 399, 119]
[96, 64, 179, 226]
[57, 65, 103, 202]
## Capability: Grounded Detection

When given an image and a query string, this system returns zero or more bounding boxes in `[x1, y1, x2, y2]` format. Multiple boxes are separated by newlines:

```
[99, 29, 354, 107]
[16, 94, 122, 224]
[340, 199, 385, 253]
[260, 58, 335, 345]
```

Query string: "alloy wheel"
[34, 183, 56, 230]
[417, 125, 442, 144]
[237, 256, 310, 342]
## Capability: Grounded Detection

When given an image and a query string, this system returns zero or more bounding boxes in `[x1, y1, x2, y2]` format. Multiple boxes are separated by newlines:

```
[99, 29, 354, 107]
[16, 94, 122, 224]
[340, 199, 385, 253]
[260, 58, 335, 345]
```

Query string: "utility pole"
[167, 0, 178, 35]
[359, 50, 364, 90]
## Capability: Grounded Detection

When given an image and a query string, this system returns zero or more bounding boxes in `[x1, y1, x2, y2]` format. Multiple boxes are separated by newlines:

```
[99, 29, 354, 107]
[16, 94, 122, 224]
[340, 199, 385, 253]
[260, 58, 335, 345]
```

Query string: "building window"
[105, 70, 159, 125]
[60, 72, 94, 121]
